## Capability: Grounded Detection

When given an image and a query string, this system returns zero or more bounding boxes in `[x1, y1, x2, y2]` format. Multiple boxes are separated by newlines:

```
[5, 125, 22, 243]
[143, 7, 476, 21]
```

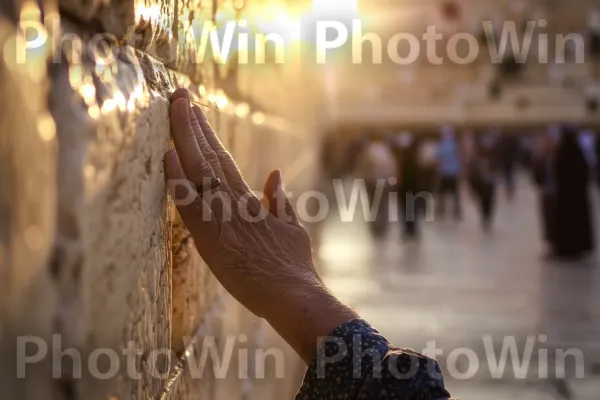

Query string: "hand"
[164, 89, 357, 362]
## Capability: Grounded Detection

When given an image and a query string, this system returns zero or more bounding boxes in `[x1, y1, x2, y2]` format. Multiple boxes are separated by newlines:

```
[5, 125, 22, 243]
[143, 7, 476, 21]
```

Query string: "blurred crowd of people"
[322, 123, 600, 261]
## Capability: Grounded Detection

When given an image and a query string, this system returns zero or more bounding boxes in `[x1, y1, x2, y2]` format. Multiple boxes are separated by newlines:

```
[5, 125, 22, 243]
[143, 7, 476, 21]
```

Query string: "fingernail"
[173, 98, 189, 116]
[170, 87, 190, 103]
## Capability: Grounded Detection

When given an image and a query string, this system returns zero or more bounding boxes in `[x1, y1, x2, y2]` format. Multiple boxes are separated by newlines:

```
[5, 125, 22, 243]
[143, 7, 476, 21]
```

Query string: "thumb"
[262, 170, 299, 225]
[261, 169, 281, 213]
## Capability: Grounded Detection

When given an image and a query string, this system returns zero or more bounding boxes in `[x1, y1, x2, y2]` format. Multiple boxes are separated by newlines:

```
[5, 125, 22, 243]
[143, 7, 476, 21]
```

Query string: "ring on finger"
[196, 177, 222, 196]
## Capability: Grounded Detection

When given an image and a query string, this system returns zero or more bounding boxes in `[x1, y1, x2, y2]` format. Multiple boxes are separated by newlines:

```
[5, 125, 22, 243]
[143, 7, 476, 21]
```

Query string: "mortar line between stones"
[158, 294, 225, 400]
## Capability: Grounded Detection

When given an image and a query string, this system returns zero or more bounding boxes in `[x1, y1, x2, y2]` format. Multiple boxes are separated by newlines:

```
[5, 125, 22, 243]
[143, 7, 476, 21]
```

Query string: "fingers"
[262, 170, 281, 215]
[191, 105, 248, 193]
[171, 88, 226, 182]
[170, 98, 217, 187]
[164, 150, 219, 238]
[190, 105, 226, 179]
[262, 170, 300, 225]
[171, 87, 189, 103]
[191, 103, 228, 158]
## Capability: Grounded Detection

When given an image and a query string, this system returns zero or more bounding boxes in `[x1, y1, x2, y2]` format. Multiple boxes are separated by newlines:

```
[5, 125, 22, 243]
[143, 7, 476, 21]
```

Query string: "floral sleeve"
[296, 319, 451, 400]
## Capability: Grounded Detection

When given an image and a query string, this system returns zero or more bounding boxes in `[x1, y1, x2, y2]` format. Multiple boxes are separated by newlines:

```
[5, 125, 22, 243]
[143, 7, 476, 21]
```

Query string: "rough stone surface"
[59, 0, 174, 54]
[171, 216, 222, 354]
[57, 0, 216, 85]
[1, 1, 315, 399]
[49, 19, 174, 400]
[168, 0, 215, 83]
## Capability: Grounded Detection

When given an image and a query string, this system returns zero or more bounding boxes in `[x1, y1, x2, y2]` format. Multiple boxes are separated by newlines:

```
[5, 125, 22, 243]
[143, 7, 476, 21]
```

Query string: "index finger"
[170, 98, 217, 187]
[191, 105, 248, 192]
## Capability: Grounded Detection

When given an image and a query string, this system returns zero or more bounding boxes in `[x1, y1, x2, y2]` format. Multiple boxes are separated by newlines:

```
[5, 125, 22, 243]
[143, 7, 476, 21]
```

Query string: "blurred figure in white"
[356, 135, 397, 239]
[436, 125, 462, 220]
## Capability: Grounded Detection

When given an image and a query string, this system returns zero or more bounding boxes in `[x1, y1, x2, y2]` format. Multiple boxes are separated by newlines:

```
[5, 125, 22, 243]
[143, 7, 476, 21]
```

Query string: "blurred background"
[311, 1, 600, 399]
[2, 0, 600, 399]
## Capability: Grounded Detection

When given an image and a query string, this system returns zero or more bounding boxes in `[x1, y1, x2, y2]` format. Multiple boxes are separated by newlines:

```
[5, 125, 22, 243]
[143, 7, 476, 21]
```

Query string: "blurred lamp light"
[235, 103, 250, 118]
[252, 112, 265, 125]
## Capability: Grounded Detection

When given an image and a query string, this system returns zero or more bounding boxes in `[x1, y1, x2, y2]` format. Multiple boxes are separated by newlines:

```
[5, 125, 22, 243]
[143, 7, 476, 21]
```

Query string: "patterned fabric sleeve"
[296, 319, 451, 400]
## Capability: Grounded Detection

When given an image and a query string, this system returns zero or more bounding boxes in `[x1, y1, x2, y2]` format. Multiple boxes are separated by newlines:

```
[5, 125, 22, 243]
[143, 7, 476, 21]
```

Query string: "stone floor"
[316, 177, 600, 399]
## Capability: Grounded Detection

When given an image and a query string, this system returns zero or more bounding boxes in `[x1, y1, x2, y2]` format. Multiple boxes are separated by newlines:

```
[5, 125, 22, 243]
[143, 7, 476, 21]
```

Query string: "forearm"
[265, 284, 358, 364]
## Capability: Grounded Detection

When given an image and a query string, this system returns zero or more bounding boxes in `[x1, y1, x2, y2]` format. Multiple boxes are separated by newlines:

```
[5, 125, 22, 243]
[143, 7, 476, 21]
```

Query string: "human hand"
[164, 89, 356, 362]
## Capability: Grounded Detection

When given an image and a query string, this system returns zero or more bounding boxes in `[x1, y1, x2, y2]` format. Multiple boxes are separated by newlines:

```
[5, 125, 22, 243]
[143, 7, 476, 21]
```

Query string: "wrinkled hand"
[164, 89, 356, 362]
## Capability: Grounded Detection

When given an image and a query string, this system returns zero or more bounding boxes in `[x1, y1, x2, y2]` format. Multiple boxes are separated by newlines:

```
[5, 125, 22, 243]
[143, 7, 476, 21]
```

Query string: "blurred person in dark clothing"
[392, 132, 423, 240]
[592, 129, 600, 187]
[496, 131, 519, 201]
[588, 7, 600, 58]
[468, 136, 497, 231]
[418, 138, 439, 195]
[532, 131, 559, 256]
[519, 135, 535, 170]
[554, 126, 595, 259]
[436, 126, 462, 220]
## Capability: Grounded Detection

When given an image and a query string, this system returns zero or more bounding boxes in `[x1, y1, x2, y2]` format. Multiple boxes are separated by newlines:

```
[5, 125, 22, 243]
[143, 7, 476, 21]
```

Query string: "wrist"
[265, 283, 358, 364]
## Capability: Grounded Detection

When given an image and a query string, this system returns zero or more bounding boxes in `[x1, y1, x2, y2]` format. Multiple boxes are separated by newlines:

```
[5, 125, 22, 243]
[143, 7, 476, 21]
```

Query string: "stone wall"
[0, 0, 314, 399]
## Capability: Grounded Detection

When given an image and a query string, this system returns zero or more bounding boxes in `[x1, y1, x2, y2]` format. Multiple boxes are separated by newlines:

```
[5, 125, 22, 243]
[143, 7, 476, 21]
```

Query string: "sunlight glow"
[251, 112, 265, 125]
[135, 3, 161, 25]
[234, 103, 250, 118]
[37, 113, 56, 142]
[101, 98, 116, 115]
[215, 91, 229, 109]
[79, 83, 96, 106]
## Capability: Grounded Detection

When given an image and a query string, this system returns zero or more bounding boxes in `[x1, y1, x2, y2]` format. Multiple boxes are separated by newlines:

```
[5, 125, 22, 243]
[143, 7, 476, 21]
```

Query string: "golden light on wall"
[135, 2, 161, 25]
[234, 102, 250, 118]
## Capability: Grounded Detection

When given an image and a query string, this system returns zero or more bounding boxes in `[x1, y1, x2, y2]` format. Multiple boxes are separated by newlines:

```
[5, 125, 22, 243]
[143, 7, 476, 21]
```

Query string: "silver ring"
[197, 177, 221, 195]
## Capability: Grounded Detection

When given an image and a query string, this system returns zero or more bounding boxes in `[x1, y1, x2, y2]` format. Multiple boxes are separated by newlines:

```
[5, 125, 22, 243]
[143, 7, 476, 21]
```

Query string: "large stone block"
[171, 216, 223, 354]
[1, 2, 317, 399]
[49, 19, 176, 400]
[59, 0, 174, 55]
[57, 0, 219, 86]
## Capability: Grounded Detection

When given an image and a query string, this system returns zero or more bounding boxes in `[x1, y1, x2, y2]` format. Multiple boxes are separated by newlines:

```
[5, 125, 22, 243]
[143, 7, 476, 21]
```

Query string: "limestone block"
[161, 296, 224, 400]
[50, 20, 176, 400]
[171, 216, 223, 354]
[57, 0, 220, 86]
[169, 0, 215, 84]
[59, 0, 174, 55]
[0, 6, 58, 400]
